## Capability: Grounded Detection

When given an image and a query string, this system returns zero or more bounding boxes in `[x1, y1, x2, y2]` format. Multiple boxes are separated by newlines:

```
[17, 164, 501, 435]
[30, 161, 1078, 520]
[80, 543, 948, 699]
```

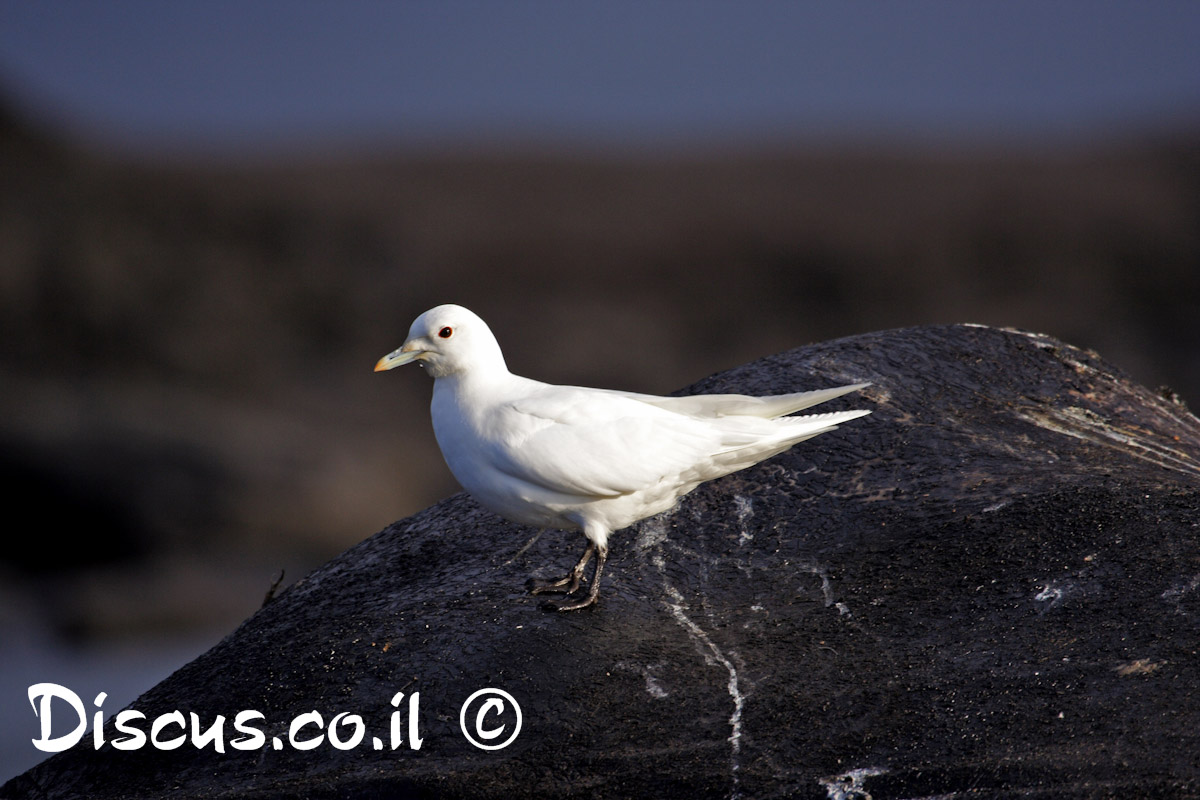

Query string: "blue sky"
[1, 1, 1198, 152]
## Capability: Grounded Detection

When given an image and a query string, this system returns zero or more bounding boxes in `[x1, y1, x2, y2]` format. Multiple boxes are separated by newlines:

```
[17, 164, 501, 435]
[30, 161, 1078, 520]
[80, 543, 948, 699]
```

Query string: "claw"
[526, 575, 576, 595]
[533, 542, 607, 612]
[553, 588, 600, 611]
[525, 541, 595, 596]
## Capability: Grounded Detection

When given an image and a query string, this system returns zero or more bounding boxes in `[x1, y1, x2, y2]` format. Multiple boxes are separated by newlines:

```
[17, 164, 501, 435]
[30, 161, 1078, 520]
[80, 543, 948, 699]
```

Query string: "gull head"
[375, 304, 507, 379]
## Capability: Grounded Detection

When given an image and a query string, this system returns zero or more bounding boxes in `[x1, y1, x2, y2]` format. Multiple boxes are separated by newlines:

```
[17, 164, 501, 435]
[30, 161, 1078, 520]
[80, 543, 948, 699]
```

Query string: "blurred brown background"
[5, 95, 1198, 659]
[2, 1, 1199, 781]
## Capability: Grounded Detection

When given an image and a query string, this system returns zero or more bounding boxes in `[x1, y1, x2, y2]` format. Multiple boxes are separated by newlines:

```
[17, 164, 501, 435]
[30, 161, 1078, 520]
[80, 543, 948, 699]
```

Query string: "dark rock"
[6, 324, 1199, 799]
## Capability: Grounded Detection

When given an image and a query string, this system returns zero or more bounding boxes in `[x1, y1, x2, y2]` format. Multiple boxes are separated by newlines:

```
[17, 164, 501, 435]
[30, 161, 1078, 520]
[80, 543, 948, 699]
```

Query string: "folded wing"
[484, 384, 870, 499]
[487, 388, 722, 498]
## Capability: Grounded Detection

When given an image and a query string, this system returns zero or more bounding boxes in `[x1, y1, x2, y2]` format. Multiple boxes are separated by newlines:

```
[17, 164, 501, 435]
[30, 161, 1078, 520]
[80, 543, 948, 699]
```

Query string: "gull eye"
[438, 326, 453, 339]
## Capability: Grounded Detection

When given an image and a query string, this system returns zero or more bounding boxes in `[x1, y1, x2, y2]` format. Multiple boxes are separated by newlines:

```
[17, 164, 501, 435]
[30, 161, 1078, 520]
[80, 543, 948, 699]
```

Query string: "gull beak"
[374, 344, 425, 372]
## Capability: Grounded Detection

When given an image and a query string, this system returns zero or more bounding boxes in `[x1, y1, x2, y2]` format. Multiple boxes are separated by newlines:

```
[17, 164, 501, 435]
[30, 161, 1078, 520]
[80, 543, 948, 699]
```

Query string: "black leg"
[526, 542, 594, 595]
[553, 544, 607, 612]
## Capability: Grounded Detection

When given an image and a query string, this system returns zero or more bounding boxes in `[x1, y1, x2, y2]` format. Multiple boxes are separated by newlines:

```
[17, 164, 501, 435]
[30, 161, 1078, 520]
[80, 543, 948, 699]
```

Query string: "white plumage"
[376, 304, 871, 610]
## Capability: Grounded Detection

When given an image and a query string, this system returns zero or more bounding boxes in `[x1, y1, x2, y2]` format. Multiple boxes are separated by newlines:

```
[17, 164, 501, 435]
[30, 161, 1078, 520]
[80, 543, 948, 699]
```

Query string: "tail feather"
[707, 408, 871, 474]
[619, 382, 872, 419]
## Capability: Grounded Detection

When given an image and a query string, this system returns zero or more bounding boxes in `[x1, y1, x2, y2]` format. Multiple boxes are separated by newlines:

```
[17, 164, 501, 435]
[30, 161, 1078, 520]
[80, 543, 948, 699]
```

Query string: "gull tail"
[748, 383, 872, 418]
[621, 382, 872, 419]
[774, 408, 872, 444]
[705, 407, 872, 477]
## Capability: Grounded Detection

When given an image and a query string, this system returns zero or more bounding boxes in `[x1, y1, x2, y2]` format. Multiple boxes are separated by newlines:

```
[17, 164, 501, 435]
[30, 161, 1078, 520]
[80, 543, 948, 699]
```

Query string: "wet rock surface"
[7, 324, 1199, 799]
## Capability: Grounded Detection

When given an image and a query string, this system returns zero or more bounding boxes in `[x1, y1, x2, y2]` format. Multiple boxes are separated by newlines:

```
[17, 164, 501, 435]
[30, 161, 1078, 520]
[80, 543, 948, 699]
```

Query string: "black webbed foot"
[525, 541, 595, 596]
[548, 585, 600, 611]
[534, 542, 607, 612]
[525, 574, 585, 595]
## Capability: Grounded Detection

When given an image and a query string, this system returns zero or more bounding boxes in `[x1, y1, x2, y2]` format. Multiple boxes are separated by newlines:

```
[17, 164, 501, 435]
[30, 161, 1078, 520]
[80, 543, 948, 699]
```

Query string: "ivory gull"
[375, 304, 871, 611]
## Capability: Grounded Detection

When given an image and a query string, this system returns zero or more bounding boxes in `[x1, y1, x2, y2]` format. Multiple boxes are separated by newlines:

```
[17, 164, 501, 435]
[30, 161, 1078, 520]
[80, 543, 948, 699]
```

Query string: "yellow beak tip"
[375, 348, 422, 371]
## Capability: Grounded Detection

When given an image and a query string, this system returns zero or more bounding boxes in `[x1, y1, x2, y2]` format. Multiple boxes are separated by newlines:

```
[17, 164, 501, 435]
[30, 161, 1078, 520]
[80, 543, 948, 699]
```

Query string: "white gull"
[376, 304, 871, 611]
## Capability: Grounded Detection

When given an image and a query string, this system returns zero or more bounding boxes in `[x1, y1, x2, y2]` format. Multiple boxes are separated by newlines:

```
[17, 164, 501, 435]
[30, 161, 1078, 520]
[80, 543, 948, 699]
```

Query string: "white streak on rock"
[660, 578, 745, 799]
[733, 494, 755, 546]
[1034, 579, 1077, 612]
[1016, 406, 1200, 479]
[818, 767, 887, 799]
[799, 562, 852, 617]
[644, 672, 669, 698]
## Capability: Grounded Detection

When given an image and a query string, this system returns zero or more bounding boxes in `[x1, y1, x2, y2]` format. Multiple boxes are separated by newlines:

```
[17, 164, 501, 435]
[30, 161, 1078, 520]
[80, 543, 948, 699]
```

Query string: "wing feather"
[603, 383, 871, 418]
[487, 387, 722, 498]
